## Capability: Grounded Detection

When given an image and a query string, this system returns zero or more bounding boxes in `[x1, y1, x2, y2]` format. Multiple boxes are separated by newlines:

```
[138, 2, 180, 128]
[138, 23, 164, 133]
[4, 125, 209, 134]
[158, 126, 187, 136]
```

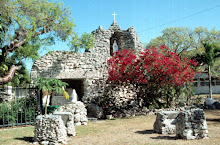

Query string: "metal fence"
[0, 86, 40, 127]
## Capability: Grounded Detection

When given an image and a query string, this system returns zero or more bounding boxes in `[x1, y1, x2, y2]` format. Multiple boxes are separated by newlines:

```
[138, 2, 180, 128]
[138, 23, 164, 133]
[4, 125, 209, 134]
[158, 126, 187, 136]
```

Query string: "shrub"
[0, 97, 37, 125]
[107, 46, 198, 108]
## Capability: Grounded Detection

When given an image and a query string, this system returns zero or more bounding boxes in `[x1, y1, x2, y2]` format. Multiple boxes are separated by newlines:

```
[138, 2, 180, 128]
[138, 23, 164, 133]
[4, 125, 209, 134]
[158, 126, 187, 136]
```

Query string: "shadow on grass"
[151, 136, 176, 140]
[14, 137, 33, 143]
[206, 118, 220, 122]
[136, 130, 177, 140]
[135, 129, 154, 134]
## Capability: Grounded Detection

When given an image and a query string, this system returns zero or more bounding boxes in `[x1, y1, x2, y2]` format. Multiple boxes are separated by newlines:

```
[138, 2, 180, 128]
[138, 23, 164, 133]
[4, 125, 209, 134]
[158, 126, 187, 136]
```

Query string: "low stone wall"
[100, 82, 139, 118]
[56, 101, 88, 125]
[105, 82, 137, 107]
[153, 111, 179, 134]
[175, 108, 210, 140]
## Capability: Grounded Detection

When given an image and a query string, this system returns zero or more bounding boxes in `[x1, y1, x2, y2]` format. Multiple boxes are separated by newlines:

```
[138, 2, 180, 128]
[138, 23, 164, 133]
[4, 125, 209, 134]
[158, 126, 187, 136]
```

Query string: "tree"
[147, 27, 220, 59]
[147, 27, 195, 58]
[192, 42, 220, 98]
[34, 78, 69, 115]
[0, 0, 75, 60]
[107, 46, 197, 107]
[0, 0, 94, 84]
[69, 32, 94, 52]
[0, 54, 31, 87]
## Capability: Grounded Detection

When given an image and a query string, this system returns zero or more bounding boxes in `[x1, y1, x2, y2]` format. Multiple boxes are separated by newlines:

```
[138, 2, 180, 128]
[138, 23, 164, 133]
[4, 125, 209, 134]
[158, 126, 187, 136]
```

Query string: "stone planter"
[106, 115, 113, 119]
[153, 111, 179, 134]
[205, 98, 214, 106]
[55, 101, 88, 126]
[34, 113, 76, 144]
[34, 115, 67, 144]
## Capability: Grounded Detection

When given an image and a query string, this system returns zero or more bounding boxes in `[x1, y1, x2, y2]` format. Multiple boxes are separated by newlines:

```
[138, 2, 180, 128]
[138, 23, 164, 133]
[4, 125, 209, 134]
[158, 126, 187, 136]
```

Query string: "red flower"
[107, 46, 197, 88]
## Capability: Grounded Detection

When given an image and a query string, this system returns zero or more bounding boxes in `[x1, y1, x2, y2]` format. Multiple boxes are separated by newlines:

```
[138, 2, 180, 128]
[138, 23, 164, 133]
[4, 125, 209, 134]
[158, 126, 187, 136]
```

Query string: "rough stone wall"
[30, 51, 108, 105]
[103, 82, 138, 108]
[99, 82, 140, 118]
[91, 22, 143, 55]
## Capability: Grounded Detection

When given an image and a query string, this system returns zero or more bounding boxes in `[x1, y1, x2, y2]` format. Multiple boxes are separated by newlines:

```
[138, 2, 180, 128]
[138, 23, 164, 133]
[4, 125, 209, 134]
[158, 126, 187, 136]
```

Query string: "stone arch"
[110, 32, 121, 55]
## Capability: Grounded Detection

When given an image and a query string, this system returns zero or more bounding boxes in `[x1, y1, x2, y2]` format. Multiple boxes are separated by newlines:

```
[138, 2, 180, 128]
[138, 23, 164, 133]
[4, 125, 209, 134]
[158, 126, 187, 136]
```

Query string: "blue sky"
[27, 0, 220, 72]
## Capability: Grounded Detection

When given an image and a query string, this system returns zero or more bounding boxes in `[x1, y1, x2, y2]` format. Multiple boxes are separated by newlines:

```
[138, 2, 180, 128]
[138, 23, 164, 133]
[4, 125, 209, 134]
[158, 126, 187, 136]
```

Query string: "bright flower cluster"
[107, 46, 197, 87]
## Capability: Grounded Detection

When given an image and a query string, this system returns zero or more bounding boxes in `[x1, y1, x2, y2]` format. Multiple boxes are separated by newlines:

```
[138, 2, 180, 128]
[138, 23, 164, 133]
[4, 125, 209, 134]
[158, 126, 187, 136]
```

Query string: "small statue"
[113, 40, 118, 52]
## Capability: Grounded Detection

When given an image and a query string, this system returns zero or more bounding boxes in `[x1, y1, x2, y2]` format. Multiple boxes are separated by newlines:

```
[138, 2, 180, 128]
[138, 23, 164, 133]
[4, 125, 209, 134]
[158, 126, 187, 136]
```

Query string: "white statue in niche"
[113, 40, 118, 52]
[67, 88, 78, 102]
[51, 88, 78, 106]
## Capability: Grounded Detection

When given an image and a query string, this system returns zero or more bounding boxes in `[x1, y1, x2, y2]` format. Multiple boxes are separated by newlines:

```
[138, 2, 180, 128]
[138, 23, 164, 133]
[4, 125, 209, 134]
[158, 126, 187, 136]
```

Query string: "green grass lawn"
[0, 126, 34, 145]
[0, 110, 220, 145]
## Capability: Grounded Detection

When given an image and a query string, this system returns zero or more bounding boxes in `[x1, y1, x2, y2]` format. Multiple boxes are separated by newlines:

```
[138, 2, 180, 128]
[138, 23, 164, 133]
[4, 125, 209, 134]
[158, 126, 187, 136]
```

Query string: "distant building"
[193, 73, 220, 94]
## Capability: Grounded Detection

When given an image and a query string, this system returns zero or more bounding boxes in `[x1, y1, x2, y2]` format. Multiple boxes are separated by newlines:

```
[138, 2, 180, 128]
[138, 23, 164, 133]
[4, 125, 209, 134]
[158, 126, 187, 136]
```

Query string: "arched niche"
[110, 32, 121, 56]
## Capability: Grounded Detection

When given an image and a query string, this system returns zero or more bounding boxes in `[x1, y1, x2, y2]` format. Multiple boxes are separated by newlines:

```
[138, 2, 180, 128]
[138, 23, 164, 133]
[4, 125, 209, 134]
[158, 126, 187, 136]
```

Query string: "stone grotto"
[30, 19, 144, 118]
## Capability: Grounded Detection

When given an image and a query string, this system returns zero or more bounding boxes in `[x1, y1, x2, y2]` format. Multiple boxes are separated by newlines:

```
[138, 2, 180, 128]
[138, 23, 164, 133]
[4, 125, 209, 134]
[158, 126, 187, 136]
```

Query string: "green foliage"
[193, 42, 220, 66]
[69, 33, 94, 52]
[147, 27, 195, 57]
[0, 0, 75, 58]
[0, 0, 11, 46]
[34, 78, 68, 114]
[0, 64, 8, 77]
[69, 33, 82, 52]
[34, 78, 68, 94]
[175, 83, 195, 107]
[0, 0, 75, 85]
[12, 65, 31, 87]
[147, 27, 220, 59]
[81, 33, 95, 52]
[0, 98, 37, 125]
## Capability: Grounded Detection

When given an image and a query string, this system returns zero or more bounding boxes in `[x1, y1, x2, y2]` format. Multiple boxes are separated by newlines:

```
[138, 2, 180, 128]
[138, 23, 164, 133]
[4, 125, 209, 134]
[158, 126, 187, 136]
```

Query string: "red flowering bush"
[108, 46, 197, 86]
[107, 46, 197, 107]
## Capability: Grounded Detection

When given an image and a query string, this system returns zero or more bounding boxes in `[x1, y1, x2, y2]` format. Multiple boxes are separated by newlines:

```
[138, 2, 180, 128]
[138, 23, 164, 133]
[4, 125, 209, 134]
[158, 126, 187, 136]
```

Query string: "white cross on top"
[112, 12, 117, 21]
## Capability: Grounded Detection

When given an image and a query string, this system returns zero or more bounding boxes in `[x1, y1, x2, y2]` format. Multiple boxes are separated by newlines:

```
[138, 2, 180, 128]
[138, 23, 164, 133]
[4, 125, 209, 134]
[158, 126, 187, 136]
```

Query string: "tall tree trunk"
[45, 94, 49, 115]
[208, 65, 213, 98]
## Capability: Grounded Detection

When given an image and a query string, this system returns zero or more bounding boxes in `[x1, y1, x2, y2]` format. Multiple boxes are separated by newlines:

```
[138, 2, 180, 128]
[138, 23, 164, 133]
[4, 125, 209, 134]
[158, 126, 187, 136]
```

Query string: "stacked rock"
[104, 82, 137, 108]
[34, 115, 67, 144]
[153, 111, 179, 134]
[56, 101, 88, 126]
[101, 82, 138, 118]
[175, 108, 210, 140]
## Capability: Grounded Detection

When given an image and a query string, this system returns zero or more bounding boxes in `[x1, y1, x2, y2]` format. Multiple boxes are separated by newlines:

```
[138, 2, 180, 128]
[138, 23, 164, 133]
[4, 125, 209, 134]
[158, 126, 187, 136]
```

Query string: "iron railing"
[0, 86, 40, 127]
